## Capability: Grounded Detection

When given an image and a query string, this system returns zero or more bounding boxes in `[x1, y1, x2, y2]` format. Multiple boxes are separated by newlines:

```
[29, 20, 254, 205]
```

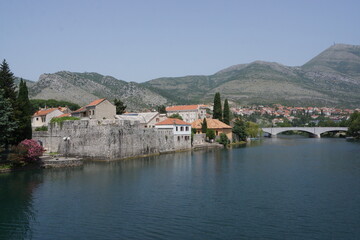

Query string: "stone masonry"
[32, 119, 188, 160]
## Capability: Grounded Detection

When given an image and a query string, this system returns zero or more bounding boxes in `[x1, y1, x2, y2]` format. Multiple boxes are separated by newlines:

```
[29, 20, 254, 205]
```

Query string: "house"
[166, 105, 209, 123]
[32, 108, 64, 128]
[71, 98, 116, 120]
[115, 112, 167, 128]
[191, 118, 232, 140]
[155, 118, 192, 150]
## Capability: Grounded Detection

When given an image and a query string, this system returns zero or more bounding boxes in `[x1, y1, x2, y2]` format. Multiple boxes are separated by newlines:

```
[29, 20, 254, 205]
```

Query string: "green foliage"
[246, 121, 262, 138]
[232, 118, 247, 141]
[0, 59, 17, 104]
[50, 116, 80, 124]
[35, 126, 48, 131]
[16, 79, 32, 142]
[218, 133, 229, 146]
[0, 89, 18, 149]
[223, 99, 230, 125]
[30, 99, 80, 114]
[201, 118, 208, 133]
[114, 98, 127, 115]
[206, 129, 215, 140]
[347, 111, 360, 139]
[157, 105, 167, 114]
[213, 92, 222, 121]
[169, 113, 183, 120]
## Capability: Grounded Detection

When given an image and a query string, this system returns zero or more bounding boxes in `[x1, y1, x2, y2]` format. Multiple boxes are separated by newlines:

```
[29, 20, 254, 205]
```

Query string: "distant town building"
[32, 108, 64, 128]
[166, 105, 209, 123]
[191, 118, 232, 140]
[72, 98, 116, 120]
[115, 112, 167, 128]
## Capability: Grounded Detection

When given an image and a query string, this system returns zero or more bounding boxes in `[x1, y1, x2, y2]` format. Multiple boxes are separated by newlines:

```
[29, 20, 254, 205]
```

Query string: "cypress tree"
[201, 118, 208, 133]
[17, 79, 32, 142]
[114, 98, 127, 115]
[213, 92, 222, 121]
[223, 99, 230, 125]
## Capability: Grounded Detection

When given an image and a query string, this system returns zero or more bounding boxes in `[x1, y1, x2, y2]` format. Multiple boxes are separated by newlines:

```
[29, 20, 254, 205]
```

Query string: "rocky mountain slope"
[25, 44, 360, 109]
[28, 71, 168, 110]
[143, 44, 360, 108]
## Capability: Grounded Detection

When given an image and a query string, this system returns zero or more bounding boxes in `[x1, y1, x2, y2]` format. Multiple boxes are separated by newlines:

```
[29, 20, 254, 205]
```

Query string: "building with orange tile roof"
[155, 118, 192, 150]
[192, 118, 232, 140]
[71, 98, 116, 120]
[32, 107, 65, 128]
[166, 104, 209, 123]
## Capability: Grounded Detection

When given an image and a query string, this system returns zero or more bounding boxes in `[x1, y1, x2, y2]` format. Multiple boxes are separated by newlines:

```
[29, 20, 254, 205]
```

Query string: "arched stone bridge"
[262, 127, 348, 138]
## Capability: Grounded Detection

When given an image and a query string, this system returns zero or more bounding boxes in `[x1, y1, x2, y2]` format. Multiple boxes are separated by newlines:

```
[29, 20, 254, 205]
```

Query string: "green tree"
[223, 99, 230, 125]
[347, 111, 360, 139]
[206, 129, 215, 140]
[16, 79, 32, 142]
[0, 90, 17, 150]
[201, 118, 208, 133]
[30, 99, 80, 114]
[169, 113, 183, 120]
[218, 133, 229, 146]
[0, 59, 17, 104]
[246, 121, 262, 138]
[232, 118, 247, 141]
[157, 105, 167, 114]
[114, 98, 127, 115]
[213, 92, 222, 121]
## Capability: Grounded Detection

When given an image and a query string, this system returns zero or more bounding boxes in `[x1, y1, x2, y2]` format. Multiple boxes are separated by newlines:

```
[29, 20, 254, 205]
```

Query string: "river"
[0, 137, 359, 239]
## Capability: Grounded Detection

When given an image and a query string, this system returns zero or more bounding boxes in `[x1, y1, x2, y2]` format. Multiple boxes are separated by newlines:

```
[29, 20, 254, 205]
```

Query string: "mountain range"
[24, 44, 360, 110]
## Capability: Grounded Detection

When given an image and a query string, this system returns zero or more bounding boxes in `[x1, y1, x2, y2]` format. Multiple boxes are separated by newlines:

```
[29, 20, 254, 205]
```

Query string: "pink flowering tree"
[19, 139, 45, 162]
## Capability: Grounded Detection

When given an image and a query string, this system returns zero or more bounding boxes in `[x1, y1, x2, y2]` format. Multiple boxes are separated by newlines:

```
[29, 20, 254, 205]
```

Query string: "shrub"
[18, 139, 45, 162]
[50, 116, 80, 124]
[206, 129, 215, 140]
[8, 144, 28, 165]
[219, 133, 229, 146]
[35, 126, 48, 131]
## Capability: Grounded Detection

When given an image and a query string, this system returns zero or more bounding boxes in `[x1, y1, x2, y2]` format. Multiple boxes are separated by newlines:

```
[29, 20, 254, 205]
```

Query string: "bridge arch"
[261, 127, 348, 138]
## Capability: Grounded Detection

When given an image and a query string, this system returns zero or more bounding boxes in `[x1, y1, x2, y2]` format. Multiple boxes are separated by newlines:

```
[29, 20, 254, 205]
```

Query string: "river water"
[0, 137, 359, 239]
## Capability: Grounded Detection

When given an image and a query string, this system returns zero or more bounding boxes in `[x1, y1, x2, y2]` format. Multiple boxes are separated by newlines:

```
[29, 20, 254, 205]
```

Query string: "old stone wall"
[32, 119, 184, 160]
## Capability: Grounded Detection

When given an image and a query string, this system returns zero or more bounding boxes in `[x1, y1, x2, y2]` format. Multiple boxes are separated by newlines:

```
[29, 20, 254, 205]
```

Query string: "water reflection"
[0, 170, 43, 240]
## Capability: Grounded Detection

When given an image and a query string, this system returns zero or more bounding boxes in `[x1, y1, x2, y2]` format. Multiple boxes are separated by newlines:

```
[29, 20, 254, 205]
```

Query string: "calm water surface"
[1, 137, 359, 239]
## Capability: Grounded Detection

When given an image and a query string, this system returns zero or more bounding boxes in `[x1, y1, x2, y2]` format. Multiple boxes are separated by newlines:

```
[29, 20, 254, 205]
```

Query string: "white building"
[166, 105, 209, 123]
[32, 108, 64, 128]
[155, 118, 192, 150]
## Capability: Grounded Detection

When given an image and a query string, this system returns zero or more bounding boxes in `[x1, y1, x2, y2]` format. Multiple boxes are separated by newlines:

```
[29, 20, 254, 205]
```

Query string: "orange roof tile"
[72, 106, 86, 113]
[87, 98, 106, 107]
[33, 108, 58, 117]
[191, 118, 232, 129]
[166, 105, 201, 111]
[155, 118, 191, 125]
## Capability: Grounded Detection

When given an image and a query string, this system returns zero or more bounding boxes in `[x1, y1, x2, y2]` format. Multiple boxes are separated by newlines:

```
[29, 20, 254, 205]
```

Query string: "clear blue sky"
[1, 0, 359, 82]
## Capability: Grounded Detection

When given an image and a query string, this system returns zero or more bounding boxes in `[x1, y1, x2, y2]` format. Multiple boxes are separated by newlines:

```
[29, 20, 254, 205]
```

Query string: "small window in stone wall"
[92, 110, 95, 115]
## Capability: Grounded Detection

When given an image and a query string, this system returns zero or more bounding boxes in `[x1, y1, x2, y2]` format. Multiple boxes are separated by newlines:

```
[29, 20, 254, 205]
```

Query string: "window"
[176, 126, 178, 131]
[89, 110, 92, 115]
[36, 117, 39, 121]
[41, 116, 46, 122]
[178, 136, 180, 141]
[186, 126, 189, 131]
[92, 110, 95, 115]
[180, 126, 184, 131]
[216, 131, 219, 136]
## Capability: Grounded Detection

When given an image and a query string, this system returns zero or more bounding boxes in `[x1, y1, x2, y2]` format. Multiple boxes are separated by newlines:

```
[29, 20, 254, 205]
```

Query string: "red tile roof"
[73, 98, 107, 113]
[155, 118, 191, 125]
[191, 118, 232, 129]
[33, 108, 58, 117]
[87, 98, 106, 107]
[166, 105, 207, 112]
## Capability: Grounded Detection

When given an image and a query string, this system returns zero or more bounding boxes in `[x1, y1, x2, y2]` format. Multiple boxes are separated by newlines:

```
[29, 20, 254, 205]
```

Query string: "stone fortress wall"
[33, 119, 190, 160]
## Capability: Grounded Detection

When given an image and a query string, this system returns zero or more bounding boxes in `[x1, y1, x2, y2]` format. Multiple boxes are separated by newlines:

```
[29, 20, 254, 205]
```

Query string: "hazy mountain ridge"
[23, 44, 360, 109]
[28, 71, 168, 110]
[143, 44, 360, 107]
